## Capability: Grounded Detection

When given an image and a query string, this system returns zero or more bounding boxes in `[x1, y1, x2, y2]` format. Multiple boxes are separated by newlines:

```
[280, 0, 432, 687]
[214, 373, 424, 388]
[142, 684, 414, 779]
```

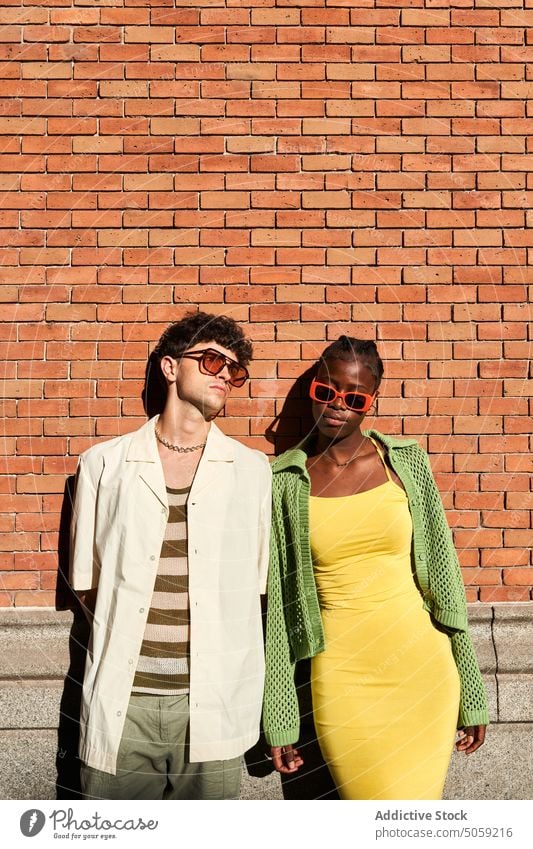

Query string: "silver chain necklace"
[155, 425, 206, 454]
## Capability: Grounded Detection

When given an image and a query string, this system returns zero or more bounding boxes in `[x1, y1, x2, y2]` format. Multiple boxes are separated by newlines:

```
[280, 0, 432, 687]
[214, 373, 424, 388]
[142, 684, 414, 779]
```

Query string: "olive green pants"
[80, 693, 242, 800]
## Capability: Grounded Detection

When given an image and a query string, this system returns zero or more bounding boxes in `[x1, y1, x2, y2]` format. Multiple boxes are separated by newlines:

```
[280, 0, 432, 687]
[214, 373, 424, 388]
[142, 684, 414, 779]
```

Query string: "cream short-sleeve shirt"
[70, 415, 271, 775]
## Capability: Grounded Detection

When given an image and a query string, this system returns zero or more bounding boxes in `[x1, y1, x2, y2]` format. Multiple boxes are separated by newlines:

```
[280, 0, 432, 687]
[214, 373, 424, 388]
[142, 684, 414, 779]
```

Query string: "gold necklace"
[323, 452, 358, 468]
[155, 425, 206, 454]
[323, 438, 368, 468]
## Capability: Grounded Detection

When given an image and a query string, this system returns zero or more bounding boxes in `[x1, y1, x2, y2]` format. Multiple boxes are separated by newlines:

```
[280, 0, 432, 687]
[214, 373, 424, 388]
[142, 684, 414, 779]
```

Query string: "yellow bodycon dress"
[309, 438, 460, 800]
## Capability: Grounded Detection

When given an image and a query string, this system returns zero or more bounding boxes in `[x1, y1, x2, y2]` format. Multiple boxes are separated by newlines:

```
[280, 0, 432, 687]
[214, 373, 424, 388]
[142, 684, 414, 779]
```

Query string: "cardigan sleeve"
[414, 446, 490, 728]
[416, 446, 469, 624]
[262, 520, 301, 748]
[450, 629, 490, 728]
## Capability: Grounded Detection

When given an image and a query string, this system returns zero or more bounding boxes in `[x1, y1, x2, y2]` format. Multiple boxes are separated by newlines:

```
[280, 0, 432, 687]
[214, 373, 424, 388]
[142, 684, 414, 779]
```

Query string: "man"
[69, 312, 271, 800]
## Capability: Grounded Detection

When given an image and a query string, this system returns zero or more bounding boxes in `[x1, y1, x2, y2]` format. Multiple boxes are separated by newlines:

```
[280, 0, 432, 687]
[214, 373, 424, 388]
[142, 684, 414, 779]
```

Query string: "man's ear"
[160, 355, 178, 384]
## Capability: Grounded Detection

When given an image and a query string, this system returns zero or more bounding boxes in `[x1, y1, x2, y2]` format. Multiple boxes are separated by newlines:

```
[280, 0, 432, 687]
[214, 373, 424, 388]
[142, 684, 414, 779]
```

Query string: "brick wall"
[1, 0, 532, 607]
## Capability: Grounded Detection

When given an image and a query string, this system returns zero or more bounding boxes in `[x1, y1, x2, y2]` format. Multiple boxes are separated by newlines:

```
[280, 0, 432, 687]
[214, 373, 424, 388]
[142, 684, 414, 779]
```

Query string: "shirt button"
[161, 507, 166, 515]
[139, 608, 144, 613]
[150, 555, 156, 561]
[117, 711, 121, 717]
[128, 658, 133, 665]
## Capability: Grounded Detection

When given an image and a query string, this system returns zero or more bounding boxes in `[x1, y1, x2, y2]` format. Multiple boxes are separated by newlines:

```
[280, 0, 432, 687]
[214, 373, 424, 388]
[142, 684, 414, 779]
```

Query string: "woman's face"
[311, 356, 378, 441]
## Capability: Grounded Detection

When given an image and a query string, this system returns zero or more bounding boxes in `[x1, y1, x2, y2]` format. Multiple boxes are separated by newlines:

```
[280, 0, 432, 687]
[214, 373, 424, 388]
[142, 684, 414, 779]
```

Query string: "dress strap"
[367, 436, 393, 483]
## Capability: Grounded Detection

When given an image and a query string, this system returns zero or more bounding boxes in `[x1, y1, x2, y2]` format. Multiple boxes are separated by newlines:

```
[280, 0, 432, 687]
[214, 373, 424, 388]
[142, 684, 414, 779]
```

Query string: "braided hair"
[318, 335, 384, 391]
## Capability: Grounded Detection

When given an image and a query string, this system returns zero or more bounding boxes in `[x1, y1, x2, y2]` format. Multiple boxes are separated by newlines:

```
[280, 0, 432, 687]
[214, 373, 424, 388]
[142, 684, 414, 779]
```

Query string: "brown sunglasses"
[180, 348, 249, 388]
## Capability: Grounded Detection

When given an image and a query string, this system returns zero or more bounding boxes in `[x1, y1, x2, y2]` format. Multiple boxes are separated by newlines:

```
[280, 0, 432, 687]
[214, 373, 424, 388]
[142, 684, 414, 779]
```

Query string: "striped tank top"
[131, 485, 190, 695]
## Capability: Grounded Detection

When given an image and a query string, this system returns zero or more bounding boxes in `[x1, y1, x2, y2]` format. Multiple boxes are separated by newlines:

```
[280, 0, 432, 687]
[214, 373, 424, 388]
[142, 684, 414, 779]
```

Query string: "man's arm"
[69, 454, 102, 597]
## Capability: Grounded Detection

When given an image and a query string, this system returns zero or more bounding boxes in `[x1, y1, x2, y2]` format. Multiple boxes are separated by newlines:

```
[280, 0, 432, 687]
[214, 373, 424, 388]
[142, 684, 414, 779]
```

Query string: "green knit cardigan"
[263, 429, 489, 748]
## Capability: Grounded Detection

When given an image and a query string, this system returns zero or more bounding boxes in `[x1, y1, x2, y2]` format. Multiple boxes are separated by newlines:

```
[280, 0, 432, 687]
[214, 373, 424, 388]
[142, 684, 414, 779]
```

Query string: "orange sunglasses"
[310, 379, 376, 413]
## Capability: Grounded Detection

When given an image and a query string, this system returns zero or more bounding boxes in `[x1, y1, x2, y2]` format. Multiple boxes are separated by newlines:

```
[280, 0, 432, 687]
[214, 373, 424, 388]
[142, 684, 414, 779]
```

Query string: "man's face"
[170, 340, 240, 420]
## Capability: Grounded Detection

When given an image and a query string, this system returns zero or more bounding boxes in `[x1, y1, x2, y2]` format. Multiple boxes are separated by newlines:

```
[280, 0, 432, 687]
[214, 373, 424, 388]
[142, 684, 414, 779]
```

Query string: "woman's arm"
[415, 446, 489, 744]
[262, 519, 302, 765]
[450, 627, 490, 731]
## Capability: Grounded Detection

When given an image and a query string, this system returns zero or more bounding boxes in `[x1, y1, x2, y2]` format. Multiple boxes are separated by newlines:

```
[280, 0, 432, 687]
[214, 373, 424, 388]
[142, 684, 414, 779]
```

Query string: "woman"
[263, 336, 488, 800]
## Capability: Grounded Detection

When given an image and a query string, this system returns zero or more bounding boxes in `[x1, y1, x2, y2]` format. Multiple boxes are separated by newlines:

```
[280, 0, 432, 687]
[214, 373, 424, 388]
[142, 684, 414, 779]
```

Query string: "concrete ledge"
[498, 673, 533, 722]
[0, 681, 63, 729]
[2, 724, 530, 802]
[0, 731, 59, 800]
[0, 609, 73, 679]
[493, 603, 533, 673]
[467, 604, 496, 674]
[482, 674, 498, 722]
[243, 722, 533, 801]
[242, 771, 282, 801]
[444, 723, 533, 801]
[0, 603, 531, 800]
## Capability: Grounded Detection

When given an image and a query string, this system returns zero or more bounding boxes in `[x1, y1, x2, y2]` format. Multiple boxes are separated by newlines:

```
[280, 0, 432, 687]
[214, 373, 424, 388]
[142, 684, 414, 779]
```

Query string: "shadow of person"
[280, 661, 339, 800]
[54, 474, 90, 799]
[142, 349, 167, 419]
[259, 367, 339, 800]
[265, 365, 316, 454]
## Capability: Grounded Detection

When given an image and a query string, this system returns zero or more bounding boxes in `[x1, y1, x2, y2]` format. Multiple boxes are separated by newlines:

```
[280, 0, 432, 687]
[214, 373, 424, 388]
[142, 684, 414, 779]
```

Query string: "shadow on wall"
[55, 474, 87, 800]
[142, 350, 167, 419]
[265, 365, 317, 454]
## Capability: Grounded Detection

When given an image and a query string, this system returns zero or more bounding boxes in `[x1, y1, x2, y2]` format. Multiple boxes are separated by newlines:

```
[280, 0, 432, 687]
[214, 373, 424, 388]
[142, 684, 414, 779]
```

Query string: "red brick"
[0, 4, 531, 602]
[482, 547, 530, 567]
[503, 569, 533, 586]
[480, 587, 531, 602]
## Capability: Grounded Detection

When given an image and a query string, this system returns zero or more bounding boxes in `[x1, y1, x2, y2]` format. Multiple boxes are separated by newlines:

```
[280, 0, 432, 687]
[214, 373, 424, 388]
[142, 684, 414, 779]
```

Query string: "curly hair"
[143, 311, 253, 417]
[153, 311, 253, 366]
